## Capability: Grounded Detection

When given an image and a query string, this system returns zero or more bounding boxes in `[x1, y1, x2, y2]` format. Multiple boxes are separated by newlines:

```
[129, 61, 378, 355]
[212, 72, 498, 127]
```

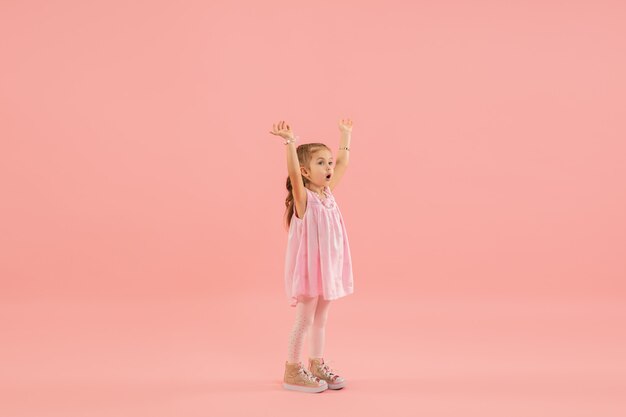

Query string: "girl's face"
[302, 149, 334, 187]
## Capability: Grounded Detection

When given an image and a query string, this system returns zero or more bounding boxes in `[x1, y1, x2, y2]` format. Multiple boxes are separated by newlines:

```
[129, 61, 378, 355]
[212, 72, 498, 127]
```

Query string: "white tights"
[286, 296, 332, 364]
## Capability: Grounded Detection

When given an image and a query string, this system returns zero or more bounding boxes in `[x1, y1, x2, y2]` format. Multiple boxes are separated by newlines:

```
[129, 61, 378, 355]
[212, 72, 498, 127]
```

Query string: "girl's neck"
[306, 184, 325, 196]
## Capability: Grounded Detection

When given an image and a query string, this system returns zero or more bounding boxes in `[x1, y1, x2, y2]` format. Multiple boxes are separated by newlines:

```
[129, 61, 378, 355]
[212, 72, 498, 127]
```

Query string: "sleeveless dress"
[284, 185, 354, 307]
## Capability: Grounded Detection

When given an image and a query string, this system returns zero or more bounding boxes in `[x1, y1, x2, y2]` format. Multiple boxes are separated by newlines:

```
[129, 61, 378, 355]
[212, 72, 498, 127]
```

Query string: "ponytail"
[284, 176, 296, 231]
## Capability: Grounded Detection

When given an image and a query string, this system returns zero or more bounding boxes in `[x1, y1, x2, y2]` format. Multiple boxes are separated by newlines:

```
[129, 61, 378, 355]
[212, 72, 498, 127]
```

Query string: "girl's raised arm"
[269, 121, 306, 204]
[328, 118, 353, 192]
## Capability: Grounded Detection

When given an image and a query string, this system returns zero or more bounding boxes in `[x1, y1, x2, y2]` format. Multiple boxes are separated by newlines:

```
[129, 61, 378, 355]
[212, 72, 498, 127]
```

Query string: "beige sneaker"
[283, 361, 328, 393]
[308, 357, 346, 389]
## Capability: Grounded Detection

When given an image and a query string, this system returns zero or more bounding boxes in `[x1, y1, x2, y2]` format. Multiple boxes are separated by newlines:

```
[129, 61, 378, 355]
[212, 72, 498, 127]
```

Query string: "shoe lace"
[315, 360, 340, 381]
[298, 366, 320, 383]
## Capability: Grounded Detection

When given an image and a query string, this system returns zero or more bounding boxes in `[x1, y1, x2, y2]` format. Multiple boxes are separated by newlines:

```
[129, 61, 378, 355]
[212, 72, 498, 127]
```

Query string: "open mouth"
[325, 174, 332, 180]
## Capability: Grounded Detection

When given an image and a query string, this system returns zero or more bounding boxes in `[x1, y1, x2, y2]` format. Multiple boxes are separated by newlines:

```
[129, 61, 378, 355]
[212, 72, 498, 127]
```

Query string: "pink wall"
[2, 2, 625, 416]
[1, 0, 624, 302]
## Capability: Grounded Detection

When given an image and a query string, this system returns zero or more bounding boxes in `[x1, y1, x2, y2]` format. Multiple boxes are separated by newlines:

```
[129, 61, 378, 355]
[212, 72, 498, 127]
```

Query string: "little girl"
[269, 119, 355, 393]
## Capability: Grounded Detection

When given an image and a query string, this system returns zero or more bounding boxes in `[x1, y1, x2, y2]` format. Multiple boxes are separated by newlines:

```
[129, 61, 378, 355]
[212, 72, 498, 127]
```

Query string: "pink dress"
[284, 185, 354, 307]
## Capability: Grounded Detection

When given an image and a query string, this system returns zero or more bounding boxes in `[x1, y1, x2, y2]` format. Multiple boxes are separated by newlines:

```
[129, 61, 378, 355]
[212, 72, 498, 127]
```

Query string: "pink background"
[1, 0, 625, 416]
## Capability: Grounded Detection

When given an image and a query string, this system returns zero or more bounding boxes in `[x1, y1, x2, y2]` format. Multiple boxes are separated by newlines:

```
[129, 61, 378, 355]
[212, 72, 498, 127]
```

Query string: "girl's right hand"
[269, 120, 295, 141]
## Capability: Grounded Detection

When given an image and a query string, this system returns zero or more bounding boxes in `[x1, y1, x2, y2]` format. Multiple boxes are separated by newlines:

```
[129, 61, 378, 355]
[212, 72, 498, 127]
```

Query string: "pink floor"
[1, 292, 624, 416]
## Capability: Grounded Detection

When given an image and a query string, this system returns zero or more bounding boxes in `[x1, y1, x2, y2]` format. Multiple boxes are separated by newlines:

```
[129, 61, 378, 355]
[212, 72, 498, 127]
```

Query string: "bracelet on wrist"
[283, 136, 298, 145]
[339, 146, 350, 151]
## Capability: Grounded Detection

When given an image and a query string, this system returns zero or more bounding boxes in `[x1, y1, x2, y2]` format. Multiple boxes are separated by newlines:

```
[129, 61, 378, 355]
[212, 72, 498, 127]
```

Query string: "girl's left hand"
[339, 118, 353, 134]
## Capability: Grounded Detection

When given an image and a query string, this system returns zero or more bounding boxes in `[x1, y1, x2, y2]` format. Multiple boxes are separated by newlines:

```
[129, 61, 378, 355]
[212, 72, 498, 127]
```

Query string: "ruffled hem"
[288, 289, 354, 307]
